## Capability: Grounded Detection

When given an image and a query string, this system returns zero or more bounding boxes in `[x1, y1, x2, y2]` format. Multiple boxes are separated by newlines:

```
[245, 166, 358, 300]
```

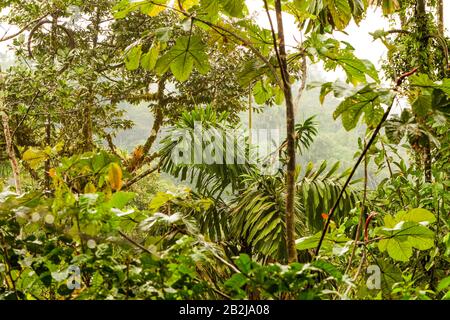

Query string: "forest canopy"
[0, 0, 449, 301]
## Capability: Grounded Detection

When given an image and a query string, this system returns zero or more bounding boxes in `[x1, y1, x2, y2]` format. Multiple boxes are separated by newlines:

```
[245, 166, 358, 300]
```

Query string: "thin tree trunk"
[142, 107, 163, 158]
[248, 84, 252, 144]
[415, 0, 433, 183]
[45, 16, 58, 189]
[141, 76, 167, 158]
[44, 112, 51, 190]
[82, 101, 94, 151]
[344, 138, 368, 280]
[381, 141, 405, 207]
[274, 0, 297, 263]
[82, 9, 102, 152]
[1, 107, 21, 193]
[437, 0, 444, 36]
[424, 138, 432, 183]
[130, 75, 168, 172]
[416, 0, 428, 64]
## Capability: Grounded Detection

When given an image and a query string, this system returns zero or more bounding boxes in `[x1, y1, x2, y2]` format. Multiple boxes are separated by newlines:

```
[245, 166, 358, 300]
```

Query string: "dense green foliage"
[0, 0, 449, 300]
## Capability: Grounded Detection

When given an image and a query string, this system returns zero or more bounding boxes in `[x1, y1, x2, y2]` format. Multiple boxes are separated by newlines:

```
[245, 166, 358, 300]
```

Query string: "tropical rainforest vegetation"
[0, 0, 449, 300]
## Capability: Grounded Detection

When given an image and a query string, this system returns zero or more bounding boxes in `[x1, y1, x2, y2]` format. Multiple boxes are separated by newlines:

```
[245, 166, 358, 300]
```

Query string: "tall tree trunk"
[248, 84, 252, 144]
[416, 0, 428, 72]
[129, 75, 168, 172]
[437, 0, 444, 36]
[82, 9, 102, 152]
[142, 110, 163, 159]
[82, 100, 94, 152]
[44, 112, 51, 190]
[415, 0, 433, 183]
[424, 139, 432, 183]
[142, 76, 167, 158]
[274, 0, 297, 263]
[45, 15, 58, 189]
[1, 106, 21, 193]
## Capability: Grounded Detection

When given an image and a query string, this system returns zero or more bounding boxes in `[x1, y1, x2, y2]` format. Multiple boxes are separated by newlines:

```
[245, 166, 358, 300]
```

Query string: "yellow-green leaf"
[155, 36, 210, 82]
[140, 0, 168, 16]
[125, 44, 142, 71]
[108, 163, 123, 191]
[22, 148, 48, 169]
[149, 192, 175, 212]
[141, 42, 160, 71]
[396, 208, 436, 225]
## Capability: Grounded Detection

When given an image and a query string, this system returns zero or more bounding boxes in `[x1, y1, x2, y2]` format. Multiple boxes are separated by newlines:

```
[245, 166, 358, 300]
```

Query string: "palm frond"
[297, 160, 360, 231]
[294, 116, 319, 154]
[159, 106, 258, 198]
[187, 193, 230, 242]
[279, 116, 319, 158]
[229, 172, 305, 262]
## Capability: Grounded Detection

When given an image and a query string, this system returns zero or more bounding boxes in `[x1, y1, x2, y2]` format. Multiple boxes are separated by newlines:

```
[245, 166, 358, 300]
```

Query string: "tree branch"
[314, 99, 395, 257]
[123, 165, 159, 190]
[263, 0, 283, 86]
[345, 138, 368, 274]
[11, 91, 41, 138]
[314, 68, 419, 256]
[142, 0, 283, 88]
[273, 0, 298, 263]
[118, 231, 157, 256]
[0, 13, 49, 42]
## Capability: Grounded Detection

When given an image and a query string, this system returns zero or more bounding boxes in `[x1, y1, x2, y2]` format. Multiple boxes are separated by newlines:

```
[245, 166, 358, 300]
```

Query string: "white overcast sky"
[1, 1, 449, 70]
[247, 1, 450, 71]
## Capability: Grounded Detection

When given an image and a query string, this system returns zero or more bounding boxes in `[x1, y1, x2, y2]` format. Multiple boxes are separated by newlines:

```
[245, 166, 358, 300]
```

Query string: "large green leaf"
[238, 59, 269, 87]
[253, 80, 273, 105]
[307, 34, 379, 85]
[149, 192, 175, 212]
[221, 0, 247, 18]
[333, 84, 393, 131]
[340, 55, 379, 86]
[378, 235, 412, 262]
[378, 259, 402, 292]
[411, 94, 432, 117]
[22, 148, 48, 169]
[369, 0, 400, 15]
[296, 231, 351, 251]
[410, 74, 450, 97]
[112, 0, 136, 19]
[311, 260, 343, 280]
[296, 0, 366, 31]
[200, 0, 248, 19]
[125, 44, 142, 71]
[200, 0, 220, 20]
[156, 36, 210, 81]
[141, 42, 160, 71]
[438, 276, 450, 291]
[108, 192, 136, 210]
[176, 0, 200, 11]
[140, 0, 168, 16]
[439, 78, 450, 97]
[377, 221, 435, 262]
[410, 75, 450, 115]
[326, 0, 352, 30]
[396, 208, 436, 224]
[113, 0, 169, 19]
